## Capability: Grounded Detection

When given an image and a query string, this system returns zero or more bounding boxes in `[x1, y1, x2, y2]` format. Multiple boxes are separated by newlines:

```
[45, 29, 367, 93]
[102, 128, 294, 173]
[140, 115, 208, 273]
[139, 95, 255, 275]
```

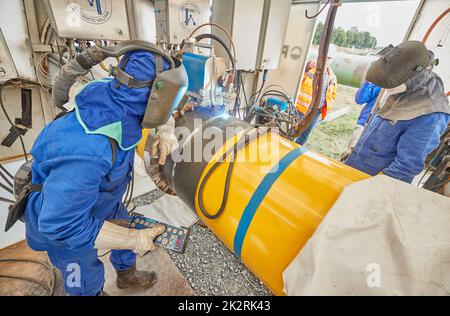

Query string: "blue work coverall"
[345, 113, 450, 183]
[355, 81, 381, 126]
[24, 52, 167, 296]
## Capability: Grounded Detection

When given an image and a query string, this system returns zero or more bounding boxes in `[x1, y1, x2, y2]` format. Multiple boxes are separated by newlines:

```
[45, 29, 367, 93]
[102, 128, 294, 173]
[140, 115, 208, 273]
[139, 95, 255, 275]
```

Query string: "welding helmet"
[366, 41, 436, 89]
[97, 40, 188, 128]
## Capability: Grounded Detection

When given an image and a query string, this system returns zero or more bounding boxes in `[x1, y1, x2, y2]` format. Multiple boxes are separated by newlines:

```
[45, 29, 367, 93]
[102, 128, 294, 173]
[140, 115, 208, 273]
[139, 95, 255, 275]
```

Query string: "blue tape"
[233, 147, 306, 258]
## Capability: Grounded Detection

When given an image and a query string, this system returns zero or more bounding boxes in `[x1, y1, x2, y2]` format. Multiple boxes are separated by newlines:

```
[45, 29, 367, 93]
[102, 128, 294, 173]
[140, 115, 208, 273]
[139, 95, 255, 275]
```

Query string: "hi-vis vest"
[296, 66, 337, 119]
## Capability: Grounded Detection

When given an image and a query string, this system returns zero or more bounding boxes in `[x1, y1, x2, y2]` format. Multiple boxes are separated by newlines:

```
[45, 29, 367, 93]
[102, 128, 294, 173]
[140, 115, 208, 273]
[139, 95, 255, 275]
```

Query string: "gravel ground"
[169, 225, 271, 296]
[133, 190, 272, 296]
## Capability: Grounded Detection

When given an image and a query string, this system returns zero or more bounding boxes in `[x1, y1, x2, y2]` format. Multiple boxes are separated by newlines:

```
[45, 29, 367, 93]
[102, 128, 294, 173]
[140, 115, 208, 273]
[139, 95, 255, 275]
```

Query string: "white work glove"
[340, 125, 364, 162]
[151, 116, 178, 166]
[145, 116, 178, 195]
[94, 221, 166, 256]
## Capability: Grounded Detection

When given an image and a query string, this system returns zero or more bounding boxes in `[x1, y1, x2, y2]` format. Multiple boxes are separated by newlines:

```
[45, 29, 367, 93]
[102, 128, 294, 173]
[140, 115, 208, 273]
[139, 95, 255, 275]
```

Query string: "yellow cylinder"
[194, 131, 369, 295]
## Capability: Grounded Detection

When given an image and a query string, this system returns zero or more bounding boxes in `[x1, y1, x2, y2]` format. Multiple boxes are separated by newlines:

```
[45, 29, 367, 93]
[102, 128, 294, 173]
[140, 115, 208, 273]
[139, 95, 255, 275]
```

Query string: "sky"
[318, 0, 421, 47]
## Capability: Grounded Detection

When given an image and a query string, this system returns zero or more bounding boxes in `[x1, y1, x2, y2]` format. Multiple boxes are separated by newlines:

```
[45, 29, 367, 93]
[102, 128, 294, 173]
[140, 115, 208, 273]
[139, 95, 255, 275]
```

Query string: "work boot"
[116, 264, 158, 290]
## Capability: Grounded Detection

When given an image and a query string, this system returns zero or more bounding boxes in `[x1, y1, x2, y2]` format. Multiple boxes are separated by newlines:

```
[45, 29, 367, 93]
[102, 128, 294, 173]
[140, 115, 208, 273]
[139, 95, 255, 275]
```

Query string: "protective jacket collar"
[378, 70, 450, 121]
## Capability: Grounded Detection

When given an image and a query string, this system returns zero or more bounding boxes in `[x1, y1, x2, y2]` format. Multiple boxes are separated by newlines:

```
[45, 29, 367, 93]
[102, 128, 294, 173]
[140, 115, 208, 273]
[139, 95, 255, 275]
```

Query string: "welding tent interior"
[283, 175, 450, 296]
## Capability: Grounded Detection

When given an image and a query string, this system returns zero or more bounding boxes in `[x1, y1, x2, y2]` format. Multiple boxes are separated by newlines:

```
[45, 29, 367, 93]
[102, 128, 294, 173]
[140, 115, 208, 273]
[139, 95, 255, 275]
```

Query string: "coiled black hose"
[197, 127, 269, 220]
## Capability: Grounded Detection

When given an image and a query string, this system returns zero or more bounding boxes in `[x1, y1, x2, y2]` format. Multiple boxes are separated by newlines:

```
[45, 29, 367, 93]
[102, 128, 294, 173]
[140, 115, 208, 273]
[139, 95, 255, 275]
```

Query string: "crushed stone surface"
[133, 191, 272, 296]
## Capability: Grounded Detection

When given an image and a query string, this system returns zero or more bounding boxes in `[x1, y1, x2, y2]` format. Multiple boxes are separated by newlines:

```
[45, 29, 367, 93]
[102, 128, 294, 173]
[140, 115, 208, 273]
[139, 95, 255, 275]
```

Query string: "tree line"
[313, 22, 378, 49]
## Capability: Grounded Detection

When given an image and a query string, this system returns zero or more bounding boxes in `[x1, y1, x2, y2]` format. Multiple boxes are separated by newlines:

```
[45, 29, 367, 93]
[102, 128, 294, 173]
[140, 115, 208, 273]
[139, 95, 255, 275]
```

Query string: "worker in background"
[24, 51, 178, 296]
[341, 81, 381, 161]
[344, 48, 450, 183]
[295, 44, 338, 145]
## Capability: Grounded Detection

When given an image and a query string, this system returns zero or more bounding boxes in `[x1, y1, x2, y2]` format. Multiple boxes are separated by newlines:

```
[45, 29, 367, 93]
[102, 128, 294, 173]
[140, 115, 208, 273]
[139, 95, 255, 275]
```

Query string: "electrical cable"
[0, 167, 13, 188]
[1, 79, 52, 162]
[188, 22, 237, 63]
[0, 196, 15, 204]
[305, 0, 332, 19]
[98, 250, 111, 258]
[425, 178, 449, 192]
[194, 33, 236, 75]
[240, 72, 249, 108]
[197, 127, 270, 220]
[0, 79, 50, 162]
[254, 86, 299, 140]
[0, 258, 56, 296]
[0, 181, 13, 195]
[416, 166, 431, 187]
[0, 164, 14, 180]
[254, 70, 269, 104]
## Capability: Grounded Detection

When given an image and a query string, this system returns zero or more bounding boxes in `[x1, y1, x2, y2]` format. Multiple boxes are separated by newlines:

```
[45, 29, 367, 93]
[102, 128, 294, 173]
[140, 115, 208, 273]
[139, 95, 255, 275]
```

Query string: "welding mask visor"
[106, 42, 188, 128]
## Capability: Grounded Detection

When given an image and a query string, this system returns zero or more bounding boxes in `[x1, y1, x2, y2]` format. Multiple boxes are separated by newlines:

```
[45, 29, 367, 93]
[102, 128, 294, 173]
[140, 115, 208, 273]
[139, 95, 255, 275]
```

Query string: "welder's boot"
[116, 264, 158, 290]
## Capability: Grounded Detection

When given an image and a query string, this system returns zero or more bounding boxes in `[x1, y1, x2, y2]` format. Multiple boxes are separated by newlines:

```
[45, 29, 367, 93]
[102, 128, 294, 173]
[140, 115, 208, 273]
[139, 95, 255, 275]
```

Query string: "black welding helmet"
[98, 40, 188, 128]
[366, 41, 436, 89]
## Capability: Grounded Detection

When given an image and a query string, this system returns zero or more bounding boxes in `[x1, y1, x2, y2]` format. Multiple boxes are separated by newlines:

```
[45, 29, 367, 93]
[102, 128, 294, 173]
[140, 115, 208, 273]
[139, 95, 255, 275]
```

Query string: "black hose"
[0, 164, 14, 180]
[0, 79, 49, 162]
[0, 196, 15, 204]
[0, 169, 14, 188]
[197, 127, 269, 220]
[0, 258, 56, 296]
[0, 181, 13, 195]
[194, 33, 236, 71]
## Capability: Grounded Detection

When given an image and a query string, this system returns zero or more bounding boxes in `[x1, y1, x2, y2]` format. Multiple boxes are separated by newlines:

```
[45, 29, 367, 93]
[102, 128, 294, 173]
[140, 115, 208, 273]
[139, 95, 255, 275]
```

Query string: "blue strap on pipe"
[233, 147, 307, 258]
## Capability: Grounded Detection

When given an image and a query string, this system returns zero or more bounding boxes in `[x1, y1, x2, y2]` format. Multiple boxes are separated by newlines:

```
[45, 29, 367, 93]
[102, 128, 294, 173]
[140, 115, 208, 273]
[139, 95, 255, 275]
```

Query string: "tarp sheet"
[283, 175, 450, 296]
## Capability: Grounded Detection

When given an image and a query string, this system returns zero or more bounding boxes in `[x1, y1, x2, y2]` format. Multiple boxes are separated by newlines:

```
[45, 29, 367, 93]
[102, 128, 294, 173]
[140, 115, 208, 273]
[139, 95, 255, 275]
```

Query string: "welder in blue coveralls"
[343, 43, 450, 183]
[24, 45, 184, 296]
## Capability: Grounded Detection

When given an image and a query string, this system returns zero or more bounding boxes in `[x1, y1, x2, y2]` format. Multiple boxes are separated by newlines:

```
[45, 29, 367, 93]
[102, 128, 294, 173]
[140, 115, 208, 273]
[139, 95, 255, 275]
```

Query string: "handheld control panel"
[129, 212, 190, 254]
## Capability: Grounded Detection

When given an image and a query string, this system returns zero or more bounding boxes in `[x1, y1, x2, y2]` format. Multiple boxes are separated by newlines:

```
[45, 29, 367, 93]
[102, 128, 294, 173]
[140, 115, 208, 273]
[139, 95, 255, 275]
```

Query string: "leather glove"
[340, 125, 364, 162]
[94, 221, 166, 256]
[144, 116, 178, 195]
[340, 148, 353, 162]
[134, 224, 166, 255]
[151, 116, 179, 166]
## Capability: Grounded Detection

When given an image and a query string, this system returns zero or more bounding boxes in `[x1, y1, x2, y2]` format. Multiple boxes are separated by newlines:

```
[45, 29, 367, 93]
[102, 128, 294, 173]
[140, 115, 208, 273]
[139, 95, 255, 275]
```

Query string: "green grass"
[303, 84, 362, 160]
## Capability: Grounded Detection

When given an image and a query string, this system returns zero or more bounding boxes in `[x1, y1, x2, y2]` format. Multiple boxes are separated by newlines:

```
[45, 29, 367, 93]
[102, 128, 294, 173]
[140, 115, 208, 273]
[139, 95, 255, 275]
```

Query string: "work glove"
[340, 125, 364, 162]
[145, 116, 178, 195]
[151, 116, 178, 166]
[94, 221, 166, 256]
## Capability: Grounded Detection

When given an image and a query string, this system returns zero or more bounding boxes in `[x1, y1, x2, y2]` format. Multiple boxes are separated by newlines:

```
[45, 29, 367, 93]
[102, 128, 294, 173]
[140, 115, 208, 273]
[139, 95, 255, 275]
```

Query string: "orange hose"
[422, 8, 450, 44]
[421, 8, 450, 96]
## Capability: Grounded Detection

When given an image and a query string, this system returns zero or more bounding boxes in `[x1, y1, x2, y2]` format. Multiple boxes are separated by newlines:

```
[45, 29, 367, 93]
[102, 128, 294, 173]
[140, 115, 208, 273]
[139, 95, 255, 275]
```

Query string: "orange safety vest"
[296, 66, 337, 119]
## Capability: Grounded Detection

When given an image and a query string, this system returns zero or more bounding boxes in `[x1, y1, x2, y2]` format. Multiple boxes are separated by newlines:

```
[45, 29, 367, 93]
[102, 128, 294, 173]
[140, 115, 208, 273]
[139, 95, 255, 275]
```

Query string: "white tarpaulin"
[132, 154, 199, 228]
[283, 175, 450, 296]
[138, 195, 198, 229]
